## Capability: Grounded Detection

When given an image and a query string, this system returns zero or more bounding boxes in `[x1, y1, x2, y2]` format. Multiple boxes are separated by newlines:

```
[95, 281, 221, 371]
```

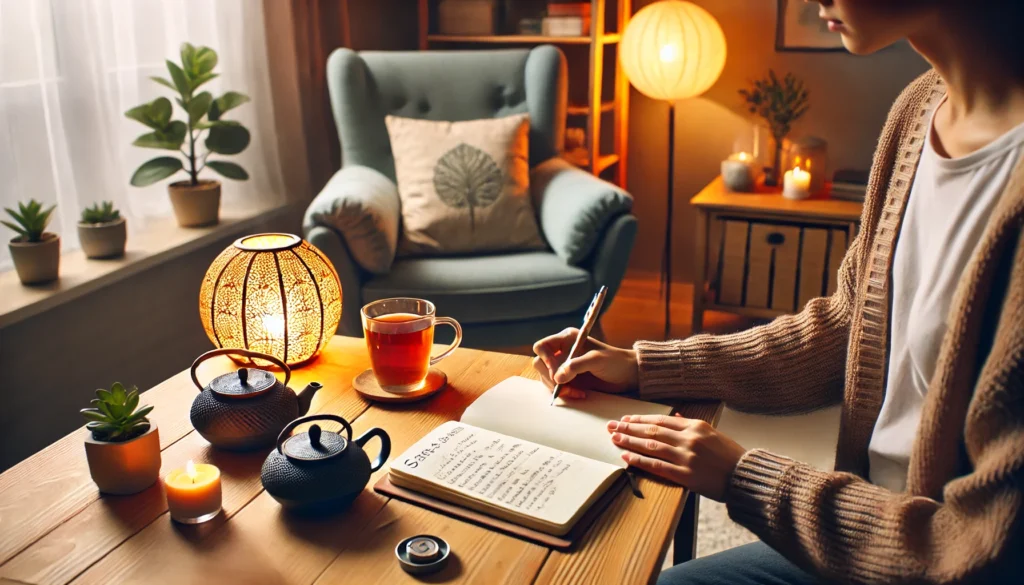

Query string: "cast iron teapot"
[261, 414, 391, 513]
[189, 348, 321, 451]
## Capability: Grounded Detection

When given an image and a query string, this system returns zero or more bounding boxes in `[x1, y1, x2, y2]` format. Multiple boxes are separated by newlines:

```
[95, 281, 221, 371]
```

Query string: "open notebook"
[388, 376, 673, 536]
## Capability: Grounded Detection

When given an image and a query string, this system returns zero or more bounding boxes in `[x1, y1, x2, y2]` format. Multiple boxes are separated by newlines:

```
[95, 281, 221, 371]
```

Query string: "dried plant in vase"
[81, 382, 161, 494]
[125, 43, 251, 227]
[739, 70, 810, 187]
[2, 199, 60, 285]
[78, 201, 127, 259]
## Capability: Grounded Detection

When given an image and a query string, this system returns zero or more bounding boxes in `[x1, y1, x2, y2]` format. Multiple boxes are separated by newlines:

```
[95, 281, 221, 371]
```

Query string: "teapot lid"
[210, 368, 276, 399]
[281, 424, 347, 462]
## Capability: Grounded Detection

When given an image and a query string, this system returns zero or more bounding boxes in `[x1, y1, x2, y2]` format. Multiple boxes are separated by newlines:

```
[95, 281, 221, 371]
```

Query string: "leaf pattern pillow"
[385, 114, 545, 256]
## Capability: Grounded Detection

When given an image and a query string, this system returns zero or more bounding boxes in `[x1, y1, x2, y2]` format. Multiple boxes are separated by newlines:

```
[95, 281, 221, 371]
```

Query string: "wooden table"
[0, 337, 722, 585]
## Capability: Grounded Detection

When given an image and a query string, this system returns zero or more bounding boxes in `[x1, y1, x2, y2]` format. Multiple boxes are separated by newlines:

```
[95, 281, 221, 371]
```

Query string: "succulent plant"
[2, 199, 56, 243]
[126, 43, 251, 188]
[80, 382, 153, 442]
[80, 201, 121, 225]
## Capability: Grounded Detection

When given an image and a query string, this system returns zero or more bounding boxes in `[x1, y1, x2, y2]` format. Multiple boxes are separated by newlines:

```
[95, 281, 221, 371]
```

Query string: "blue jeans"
[659, 542, 818, 585]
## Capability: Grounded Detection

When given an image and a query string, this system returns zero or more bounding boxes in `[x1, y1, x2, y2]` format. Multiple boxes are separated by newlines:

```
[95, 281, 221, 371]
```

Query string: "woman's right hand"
[532, 328, 639, 399]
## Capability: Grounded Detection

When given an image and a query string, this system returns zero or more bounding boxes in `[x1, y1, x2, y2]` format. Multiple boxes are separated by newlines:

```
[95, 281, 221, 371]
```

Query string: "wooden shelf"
[427, 34, 620, 45]
[596, 154, 621, 173]
[567, 101, 616, 116]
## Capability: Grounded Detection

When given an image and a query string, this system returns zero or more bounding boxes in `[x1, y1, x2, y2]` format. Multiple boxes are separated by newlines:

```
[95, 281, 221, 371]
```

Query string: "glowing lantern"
[199, 233, 342, 367]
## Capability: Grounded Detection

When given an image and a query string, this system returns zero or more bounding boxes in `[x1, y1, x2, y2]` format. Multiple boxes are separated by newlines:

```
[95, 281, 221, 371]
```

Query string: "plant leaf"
[206, 160, 248, 181]
[130, 157, 183, 187]
[1, 220, 27, 237]
[166, 59, 191, 99]
[150, 76, 177, 91]
[211, 92, 250, 120]
[124, 97, 172, 130]
[132, 124, 187, 150]
[180, 42, 197, 77]
[191, 72, 218, 93]
[205, 124, 250, 155]
[193, 46, 218, 76]
[96, 400, 113, 418]
[80, 409, 107, 422]
[126, 390, 139, 414]
[111, 382, 126, 403]
[188, 91, 212, 125]
[194, 119, 240, 130]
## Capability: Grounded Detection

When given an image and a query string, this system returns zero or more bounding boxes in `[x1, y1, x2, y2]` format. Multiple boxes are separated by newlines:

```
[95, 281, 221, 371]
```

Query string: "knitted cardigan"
[636, 70, 1023, 584]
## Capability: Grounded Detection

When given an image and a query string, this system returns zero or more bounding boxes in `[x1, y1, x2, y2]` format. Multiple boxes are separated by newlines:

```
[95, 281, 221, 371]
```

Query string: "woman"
[533, 1, 1024, 583]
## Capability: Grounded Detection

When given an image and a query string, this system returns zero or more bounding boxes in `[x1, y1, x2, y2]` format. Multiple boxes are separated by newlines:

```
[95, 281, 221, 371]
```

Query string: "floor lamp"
[620, 0, 726, 339]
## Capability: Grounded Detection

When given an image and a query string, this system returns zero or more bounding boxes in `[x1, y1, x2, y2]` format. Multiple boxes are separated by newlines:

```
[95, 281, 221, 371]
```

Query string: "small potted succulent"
[78, 201, 127, 259]
[2, 199, 59, 285]
[125, 42, 251, 227]
[81, 382, 161, 495]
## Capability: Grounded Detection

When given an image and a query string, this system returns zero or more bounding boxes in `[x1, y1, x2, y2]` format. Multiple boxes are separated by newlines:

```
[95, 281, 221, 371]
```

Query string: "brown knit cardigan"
[636, 70, 1024, 584]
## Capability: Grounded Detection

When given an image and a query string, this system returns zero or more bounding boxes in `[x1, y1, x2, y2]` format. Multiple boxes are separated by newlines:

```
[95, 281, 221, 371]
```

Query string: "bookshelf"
[417, 0, 631, 187]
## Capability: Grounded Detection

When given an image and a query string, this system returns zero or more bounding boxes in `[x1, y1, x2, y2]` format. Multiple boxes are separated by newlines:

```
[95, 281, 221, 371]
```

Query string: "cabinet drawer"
[711, 218, 851, 313]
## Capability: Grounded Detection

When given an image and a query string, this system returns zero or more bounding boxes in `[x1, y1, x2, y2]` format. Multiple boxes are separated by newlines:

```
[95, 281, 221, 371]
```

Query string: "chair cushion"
[362, 252, 592, 324]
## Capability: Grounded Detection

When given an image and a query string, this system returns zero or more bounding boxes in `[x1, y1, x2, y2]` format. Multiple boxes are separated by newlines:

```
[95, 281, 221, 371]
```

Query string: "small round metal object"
[396, 534, 450, 575]
[209, 367, 275, 399]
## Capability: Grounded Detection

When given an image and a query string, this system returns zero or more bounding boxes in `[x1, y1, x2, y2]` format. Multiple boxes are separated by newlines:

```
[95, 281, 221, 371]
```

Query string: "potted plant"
[2, 199, 59, 285]
[125, 43, 251, 227]
[78, 201, 127, 259]
[739, 70, 810, 186]
[81, 382, 161, 495]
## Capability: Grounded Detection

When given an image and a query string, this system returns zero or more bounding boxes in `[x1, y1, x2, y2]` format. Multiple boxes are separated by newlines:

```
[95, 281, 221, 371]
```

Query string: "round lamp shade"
[199, 233, 342, 367]
[620, 0, 727, 101]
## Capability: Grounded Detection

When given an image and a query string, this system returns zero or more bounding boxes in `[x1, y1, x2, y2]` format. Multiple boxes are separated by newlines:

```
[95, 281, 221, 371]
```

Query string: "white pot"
[8, 233, 60, 285]
[78, 217, 127, 259]
[168, 180, 221, 227]
[84, 424, 161, 495]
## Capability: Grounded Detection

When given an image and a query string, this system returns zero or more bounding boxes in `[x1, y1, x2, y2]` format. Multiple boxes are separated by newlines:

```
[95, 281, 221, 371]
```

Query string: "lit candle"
[783, 166, 811, 200]
[165, 460, 222, 524]
[721, 152, 756, 192]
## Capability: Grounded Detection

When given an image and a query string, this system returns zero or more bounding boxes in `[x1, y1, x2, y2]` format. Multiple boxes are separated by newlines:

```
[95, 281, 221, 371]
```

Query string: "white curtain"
[0, 0, 285, 271]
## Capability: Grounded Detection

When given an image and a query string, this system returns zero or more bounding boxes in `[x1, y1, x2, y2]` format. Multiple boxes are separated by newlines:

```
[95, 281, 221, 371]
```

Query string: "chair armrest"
[530, 157, 633, 265]
[303, 165, 401, 275]
[584, 213, 638, 311]
[304, 225, 366, 337]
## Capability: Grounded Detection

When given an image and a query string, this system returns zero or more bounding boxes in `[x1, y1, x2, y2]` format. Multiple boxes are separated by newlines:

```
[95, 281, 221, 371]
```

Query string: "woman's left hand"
[608, 414, 747, 502]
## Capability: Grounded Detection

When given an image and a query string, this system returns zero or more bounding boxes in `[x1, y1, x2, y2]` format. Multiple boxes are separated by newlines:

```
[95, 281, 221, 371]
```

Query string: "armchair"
[304, 46, 637, 348]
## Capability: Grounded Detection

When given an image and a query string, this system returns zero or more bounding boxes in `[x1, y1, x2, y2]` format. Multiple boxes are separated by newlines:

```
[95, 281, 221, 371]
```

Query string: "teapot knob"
[237, 368, 248, 385]
[309, 424, 322, 448]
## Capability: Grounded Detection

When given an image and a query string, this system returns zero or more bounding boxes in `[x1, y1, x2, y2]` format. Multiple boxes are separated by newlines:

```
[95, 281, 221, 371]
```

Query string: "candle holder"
[165, 461, 223, 524]
[786, 136, 829, 196]
[721, 152, 757, 192]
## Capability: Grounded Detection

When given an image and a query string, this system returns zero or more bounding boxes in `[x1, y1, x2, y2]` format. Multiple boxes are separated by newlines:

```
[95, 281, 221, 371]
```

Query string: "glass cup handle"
[429, 317, 462, 366]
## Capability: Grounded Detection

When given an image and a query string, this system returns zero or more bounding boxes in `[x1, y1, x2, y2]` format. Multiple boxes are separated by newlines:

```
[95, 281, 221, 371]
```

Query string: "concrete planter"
[168, 180, 221, 227]
[8, 233, 60, 285]
[84, 424, 161, 495]
[78, 217, 127, 259]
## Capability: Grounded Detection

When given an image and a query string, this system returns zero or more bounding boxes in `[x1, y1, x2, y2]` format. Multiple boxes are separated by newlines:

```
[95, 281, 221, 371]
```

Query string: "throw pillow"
[385, 114, 546, 256]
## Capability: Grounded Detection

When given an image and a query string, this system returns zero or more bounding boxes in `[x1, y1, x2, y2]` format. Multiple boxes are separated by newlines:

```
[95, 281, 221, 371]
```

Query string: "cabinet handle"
[766, 232, 785, 245]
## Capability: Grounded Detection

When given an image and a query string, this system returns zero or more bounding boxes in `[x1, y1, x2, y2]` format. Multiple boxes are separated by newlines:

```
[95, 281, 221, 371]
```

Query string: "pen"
[550, 285, 608, 406]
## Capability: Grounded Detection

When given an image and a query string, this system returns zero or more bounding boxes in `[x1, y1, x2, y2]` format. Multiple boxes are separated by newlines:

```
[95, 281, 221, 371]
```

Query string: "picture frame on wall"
[776, 0, 846, 52]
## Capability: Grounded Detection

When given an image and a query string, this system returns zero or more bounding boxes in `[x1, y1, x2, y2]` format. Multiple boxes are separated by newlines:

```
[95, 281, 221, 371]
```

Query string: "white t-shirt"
[867, 103, 1024, 493]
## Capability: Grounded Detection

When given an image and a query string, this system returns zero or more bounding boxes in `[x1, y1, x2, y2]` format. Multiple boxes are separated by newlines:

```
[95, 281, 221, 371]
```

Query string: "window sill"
[0, 203, 291, 328]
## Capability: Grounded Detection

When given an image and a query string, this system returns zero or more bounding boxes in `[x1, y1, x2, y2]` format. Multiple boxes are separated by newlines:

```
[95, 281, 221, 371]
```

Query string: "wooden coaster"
[352, 368, 447, 403]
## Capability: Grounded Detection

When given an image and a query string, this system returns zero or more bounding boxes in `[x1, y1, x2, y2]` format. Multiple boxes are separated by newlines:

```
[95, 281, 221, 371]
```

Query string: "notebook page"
[460, 376, 674, 468]
[389, 421, 619, 531]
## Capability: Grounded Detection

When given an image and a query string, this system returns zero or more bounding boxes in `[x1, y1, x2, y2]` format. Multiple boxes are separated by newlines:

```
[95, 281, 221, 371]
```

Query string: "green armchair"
[303, 46, 637, 348]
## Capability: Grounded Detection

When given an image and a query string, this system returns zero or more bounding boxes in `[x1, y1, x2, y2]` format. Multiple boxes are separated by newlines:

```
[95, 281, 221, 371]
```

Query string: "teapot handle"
[276, 414, 353, 454]
[190, 348, 291, 392]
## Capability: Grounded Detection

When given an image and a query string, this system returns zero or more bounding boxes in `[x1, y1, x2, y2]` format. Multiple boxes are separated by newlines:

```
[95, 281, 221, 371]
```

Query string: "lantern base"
[221, 350, 324, 370]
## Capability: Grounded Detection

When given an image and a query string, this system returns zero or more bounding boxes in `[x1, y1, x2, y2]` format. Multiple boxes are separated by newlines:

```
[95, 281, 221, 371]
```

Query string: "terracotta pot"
[8, 233, 60, 285]
[84, 424, 161, 495]
[78, 217, 127, 259]
[168, 180, 221, 227]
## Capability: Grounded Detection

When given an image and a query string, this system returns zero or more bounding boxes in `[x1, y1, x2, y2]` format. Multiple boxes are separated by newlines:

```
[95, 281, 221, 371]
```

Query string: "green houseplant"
[739, 70, 810, 187]
[125, 43, 251, 227]
[78, 201, 127, 259]
[2, 199, 60, 285]
[81, 382, 161, 495]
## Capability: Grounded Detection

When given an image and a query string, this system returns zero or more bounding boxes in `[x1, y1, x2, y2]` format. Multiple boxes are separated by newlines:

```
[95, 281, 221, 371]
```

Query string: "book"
[388, 376, 673, 536]
[542, 15, 591, 36]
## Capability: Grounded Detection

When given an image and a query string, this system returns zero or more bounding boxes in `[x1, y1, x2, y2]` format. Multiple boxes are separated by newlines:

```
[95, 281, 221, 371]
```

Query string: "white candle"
[721, 152, 756, 192]
[783, 166, 811, 200]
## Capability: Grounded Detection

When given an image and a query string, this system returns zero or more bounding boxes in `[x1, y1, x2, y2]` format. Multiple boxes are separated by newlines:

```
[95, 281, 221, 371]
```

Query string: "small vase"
[84, 424, 161, 495]
[78, 217, 127, 259]
[8, 233, 60, 285]
[168, 180, 221, 228]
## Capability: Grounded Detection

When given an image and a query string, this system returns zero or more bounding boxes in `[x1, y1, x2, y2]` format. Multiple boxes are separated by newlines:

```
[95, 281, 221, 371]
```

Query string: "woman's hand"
[608, 414, 747, 502]
[532, 327, 639, 399]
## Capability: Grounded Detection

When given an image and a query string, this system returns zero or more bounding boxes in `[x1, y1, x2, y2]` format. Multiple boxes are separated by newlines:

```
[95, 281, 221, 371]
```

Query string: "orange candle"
[165, 460, 222, 524]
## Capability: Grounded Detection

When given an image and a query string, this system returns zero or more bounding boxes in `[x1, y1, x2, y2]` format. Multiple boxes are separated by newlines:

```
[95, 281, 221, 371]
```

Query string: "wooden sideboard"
[690, 177, 864, 332]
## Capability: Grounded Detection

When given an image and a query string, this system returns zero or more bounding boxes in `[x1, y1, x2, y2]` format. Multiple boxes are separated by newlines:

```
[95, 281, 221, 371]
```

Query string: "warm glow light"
[199, 233, 342, 367]
[186, 459, 197, 482]
[736, 152, 751, 161]
[792, 165, 809, 180]
[619, 0, 727, 102]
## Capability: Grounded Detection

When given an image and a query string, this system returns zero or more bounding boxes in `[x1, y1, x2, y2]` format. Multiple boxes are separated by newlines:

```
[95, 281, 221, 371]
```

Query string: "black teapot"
[261, 414, 391, 513]
[189, 348, 321, 451]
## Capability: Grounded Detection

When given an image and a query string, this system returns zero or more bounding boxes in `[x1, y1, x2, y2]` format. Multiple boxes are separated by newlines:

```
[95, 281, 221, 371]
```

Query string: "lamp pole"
[662, 102, 675, 340]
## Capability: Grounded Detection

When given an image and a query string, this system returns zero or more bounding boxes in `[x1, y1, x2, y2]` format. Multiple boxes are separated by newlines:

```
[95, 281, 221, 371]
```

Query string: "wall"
[625, 0, 930, 280]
